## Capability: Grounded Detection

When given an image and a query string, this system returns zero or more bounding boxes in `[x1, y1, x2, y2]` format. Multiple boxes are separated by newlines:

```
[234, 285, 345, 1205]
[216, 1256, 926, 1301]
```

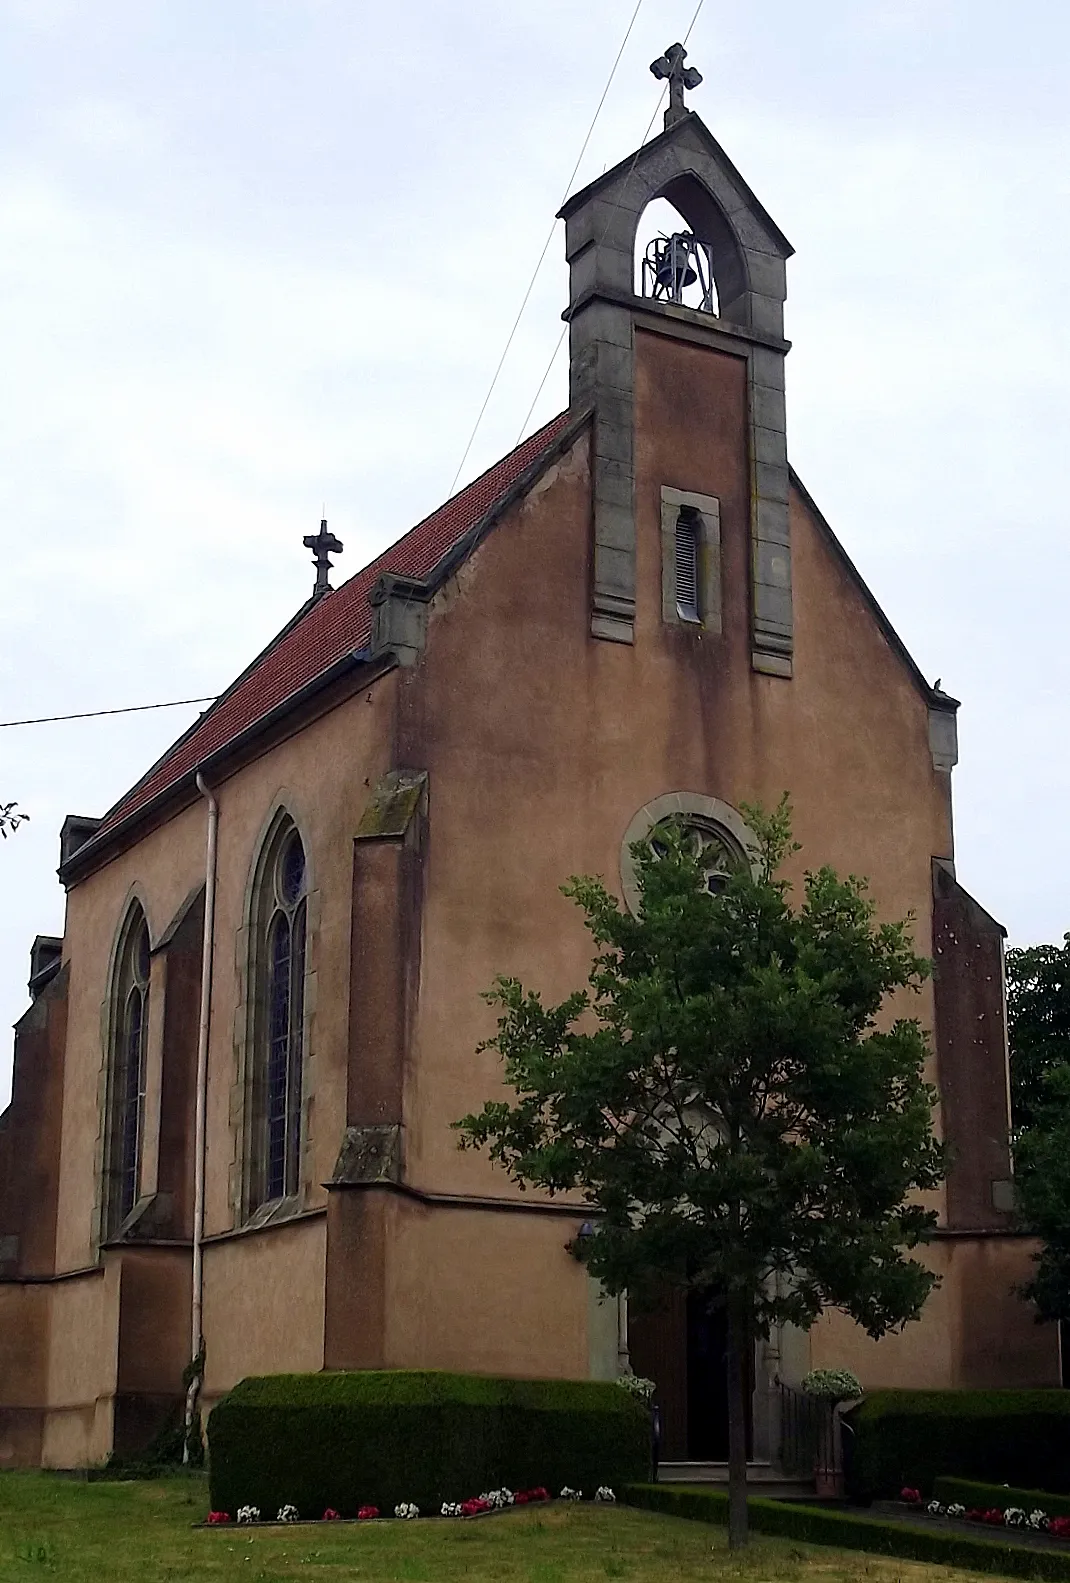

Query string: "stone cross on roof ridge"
[650, 42, 702, 128]
[303, 518, 343, 600]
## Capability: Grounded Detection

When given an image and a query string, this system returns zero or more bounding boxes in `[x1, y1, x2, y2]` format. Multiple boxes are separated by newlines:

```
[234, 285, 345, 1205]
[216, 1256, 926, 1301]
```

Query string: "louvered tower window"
[674, 508, 700, 622]
[660, 488, 720, 634]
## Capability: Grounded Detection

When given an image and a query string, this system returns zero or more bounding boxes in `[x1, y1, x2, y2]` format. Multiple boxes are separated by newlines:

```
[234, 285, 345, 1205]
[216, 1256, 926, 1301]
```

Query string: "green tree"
[1005, 938, 1070, 1318]
[1006, 938, 1070, 1131]
[0, 801, 28, 839]
[455, 801, 944, 1547]
[1015, 1062, 1070, 1322]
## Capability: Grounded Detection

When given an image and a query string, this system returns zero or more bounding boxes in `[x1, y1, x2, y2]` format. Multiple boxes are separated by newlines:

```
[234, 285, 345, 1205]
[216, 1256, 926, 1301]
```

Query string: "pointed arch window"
[106, 904, 151, 1235]
[249, 820, 308, 1213]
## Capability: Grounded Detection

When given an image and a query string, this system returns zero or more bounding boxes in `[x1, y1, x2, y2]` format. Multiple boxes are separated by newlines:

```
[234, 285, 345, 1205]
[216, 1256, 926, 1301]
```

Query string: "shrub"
[622, 1484, 1070, 1580]
[207, 1369, 650, 1518]
[802, 1368, 862, 1402]
[935, 1479, 1070, 1521]
[843, 1391, 1070, 1501]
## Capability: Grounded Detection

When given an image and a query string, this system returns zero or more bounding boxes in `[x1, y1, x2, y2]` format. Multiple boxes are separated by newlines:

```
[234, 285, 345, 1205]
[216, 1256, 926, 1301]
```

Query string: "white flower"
[1005, 1508, 1027, 1528]
[559, 1486, 582, 1501]
[394, 1502, 419, 1520]
[276, 1505, 299, 1524]
[595, 1487, 616, 1503]
[947, 1504, 966, 1518]
[616, 1375, 656, 1402]
[478, 1489, 514, 1510]
[927, 1500, 944, 1515]
[236, 1506, 260, 1524]
[441, 1502, 462, 1517]
[1029, 1510, 1050, 1530]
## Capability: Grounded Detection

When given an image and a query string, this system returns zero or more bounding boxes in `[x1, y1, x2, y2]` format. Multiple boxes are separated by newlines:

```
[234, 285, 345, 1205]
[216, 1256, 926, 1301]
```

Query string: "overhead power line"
[516, 0, 707, 446]
[448, 0, 648, 498]
[6, 4, 707, 740]
[0, 696, 216, 729]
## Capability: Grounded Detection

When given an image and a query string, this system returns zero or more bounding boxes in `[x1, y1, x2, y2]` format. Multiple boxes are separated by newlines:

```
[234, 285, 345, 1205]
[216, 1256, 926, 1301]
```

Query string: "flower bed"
[934, 1477, 1070, 1523]
[202, 1484, 605, 1526]
[623, 1484, 1070, 1581]
[901, 1487, 1070, 1539]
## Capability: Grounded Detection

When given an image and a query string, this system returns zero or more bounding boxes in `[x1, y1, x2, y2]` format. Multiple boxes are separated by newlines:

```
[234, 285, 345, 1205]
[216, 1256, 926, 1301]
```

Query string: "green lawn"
[0, 1472, 1024, 1583]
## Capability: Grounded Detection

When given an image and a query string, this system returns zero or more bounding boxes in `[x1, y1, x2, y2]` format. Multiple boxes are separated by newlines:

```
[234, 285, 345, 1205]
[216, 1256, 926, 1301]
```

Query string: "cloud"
[56, 97, 157, 157]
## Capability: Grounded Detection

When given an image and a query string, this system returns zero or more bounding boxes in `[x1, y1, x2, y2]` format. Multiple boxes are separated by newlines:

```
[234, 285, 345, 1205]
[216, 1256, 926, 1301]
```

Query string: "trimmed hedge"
[843, 1391, 1070, 1501]
[935, 1478, 1070, 1520]
[207, 1370, 650, 1518]
[622, 1483, 1070, 1580]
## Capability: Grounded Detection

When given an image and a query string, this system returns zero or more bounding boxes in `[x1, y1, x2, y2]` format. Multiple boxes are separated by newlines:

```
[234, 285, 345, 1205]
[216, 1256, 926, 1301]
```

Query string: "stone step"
[656, 1461, 816, 1500]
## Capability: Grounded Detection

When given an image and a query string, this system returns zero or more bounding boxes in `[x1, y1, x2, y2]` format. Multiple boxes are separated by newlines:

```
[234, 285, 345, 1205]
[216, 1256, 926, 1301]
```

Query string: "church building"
[0, 48, 1057, 1472]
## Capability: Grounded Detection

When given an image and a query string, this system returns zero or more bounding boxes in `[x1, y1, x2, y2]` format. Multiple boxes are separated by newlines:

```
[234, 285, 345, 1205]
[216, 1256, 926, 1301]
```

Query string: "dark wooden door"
[628, 1284, 752, 1462]
[627, 1285, 688, 1459]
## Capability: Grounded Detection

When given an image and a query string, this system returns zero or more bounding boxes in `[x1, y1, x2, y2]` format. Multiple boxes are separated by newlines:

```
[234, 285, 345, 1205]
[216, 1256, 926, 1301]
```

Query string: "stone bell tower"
[558, 45, 794, 675]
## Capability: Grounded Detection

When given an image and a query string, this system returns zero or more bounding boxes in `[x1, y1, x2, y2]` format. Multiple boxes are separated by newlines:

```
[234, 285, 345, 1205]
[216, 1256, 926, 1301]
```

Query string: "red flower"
[357, 1506, 379, 1520]
[1049, 1517, 1070, 1539]
[461, 1498, 491, 1517]
[322, 1509, 341, 1521]
[965, 1510, 985, 1522]
[514, 1492, 530, 1504]
[206, 1511, 231, 1525]
[901, 1488, 922, 1505]
[982, 1509, 1005, 1526]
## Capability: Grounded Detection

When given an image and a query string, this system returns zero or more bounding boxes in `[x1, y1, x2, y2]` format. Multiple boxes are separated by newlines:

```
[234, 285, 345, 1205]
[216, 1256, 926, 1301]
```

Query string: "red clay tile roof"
[97, 411, 574, 839]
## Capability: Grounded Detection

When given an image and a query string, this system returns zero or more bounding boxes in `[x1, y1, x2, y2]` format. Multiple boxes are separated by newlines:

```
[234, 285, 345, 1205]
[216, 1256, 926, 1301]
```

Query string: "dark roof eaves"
[27, 957, 64, 1001]
[59, 647, 393, 888]
[558, 113, 794, 259]
[788, 465, 959, 714]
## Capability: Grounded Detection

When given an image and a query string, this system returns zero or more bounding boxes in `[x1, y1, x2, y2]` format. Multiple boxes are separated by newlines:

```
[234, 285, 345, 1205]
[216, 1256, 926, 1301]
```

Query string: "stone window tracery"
[620, 793, 757, 915]
[648, 814, 746, 895]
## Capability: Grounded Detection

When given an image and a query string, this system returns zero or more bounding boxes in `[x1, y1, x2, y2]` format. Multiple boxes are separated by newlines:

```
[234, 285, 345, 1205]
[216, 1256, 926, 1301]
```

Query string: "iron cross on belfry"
[650, 42, 702, 128]
[303, 518, 343, 599]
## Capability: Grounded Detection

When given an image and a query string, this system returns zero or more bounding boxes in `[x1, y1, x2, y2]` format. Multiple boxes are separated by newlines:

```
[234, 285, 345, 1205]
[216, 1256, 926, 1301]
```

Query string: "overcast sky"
[2, 0, 1069, 1105]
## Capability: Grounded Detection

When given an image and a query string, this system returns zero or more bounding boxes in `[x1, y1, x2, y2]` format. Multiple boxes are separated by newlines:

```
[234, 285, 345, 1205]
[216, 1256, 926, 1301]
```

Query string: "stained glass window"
[250, 823, 307, 1212]
[107, 905, 150, 1235]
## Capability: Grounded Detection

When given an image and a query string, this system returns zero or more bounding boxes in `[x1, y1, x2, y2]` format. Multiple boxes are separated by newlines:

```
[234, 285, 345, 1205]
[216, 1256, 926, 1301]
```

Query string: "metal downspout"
[184, 771, 218, 1461]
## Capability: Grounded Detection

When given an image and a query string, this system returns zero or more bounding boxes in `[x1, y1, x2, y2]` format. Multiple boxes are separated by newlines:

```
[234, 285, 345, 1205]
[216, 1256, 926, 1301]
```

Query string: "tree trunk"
[725, 1286, 750, 1549]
